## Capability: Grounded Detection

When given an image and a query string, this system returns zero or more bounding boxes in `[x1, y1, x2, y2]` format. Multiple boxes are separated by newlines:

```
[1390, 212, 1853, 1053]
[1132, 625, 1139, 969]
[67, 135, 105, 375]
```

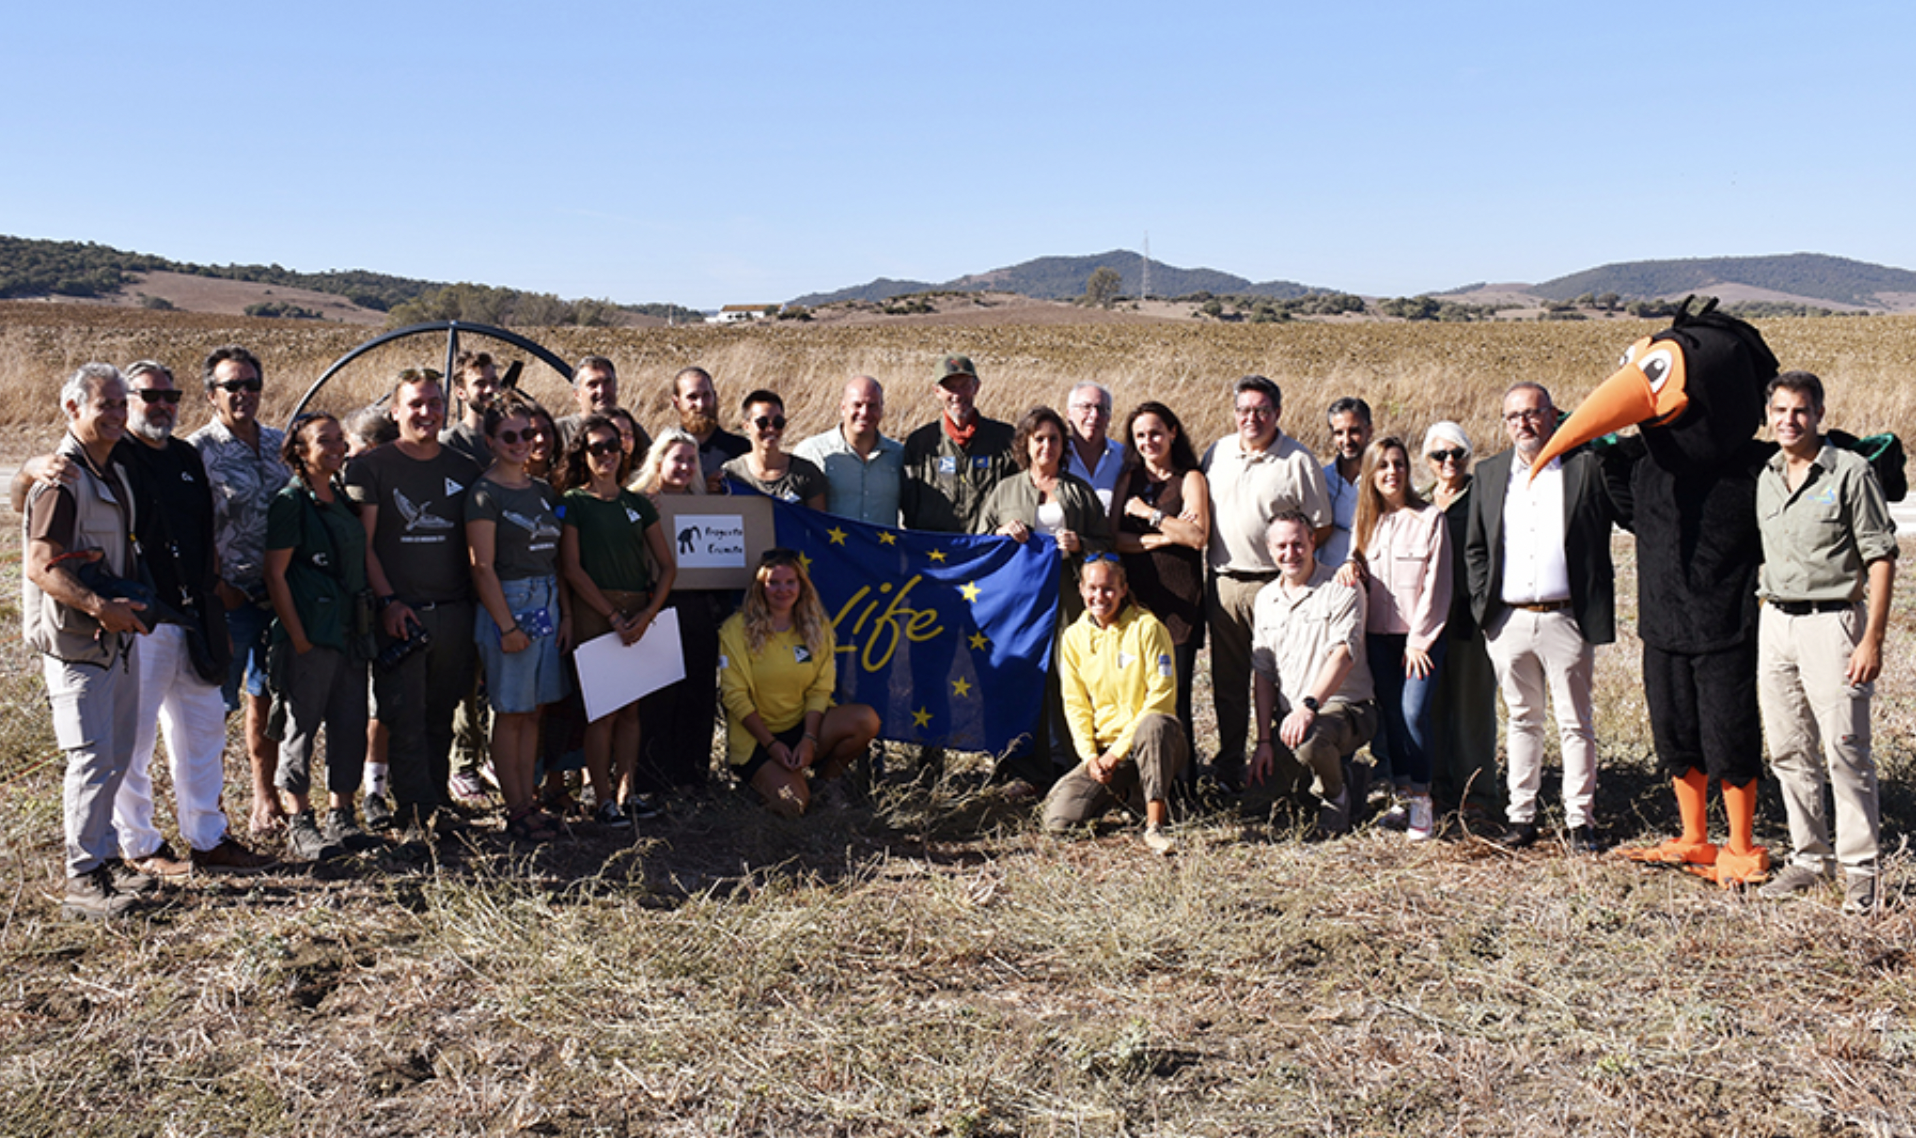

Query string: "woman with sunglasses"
[719, 549, 879, 816]
[557, 415, 676, 827]
[466, 400, 572, 842]
[719, 390, 827, 508]
[1337, 436, 1452, 840]
[977, 405, 1112, 788]
[629, 428, 725, 798]
[1420, 422, 1501, 827]
[263, 413, 377, 860]
[1110, 401, 1209, 751]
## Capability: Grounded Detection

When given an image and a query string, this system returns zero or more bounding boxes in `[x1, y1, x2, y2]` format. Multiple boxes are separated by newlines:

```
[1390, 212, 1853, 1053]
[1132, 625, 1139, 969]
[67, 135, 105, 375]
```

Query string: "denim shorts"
[475, 575, 569, 714]
[223, 600, 273, 711]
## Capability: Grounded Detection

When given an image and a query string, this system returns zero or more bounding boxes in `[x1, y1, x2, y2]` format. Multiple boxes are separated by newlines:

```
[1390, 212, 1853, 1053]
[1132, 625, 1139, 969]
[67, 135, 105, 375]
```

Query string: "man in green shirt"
[1753, 371, 1898, 915]
[900, 355, 1018, 534]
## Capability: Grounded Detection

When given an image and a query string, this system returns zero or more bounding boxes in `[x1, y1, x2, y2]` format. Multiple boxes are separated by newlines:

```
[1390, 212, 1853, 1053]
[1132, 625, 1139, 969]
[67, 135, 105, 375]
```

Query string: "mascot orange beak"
[1531, 335, 1691, 475]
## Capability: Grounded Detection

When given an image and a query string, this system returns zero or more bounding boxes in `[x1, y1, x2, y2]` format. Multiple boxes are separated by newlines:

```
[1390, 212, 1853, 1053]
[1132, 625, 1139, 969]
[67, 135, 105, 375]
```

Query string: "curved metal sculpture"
[285, 320, 575, 427]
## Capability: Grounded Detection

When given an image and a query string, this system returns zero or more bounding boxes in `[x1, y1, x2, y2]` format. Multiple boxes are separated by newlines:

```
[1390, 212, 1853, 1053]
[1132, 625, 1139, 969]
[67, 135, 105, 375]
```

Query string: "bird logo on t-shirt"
[394, 489, 455, 534]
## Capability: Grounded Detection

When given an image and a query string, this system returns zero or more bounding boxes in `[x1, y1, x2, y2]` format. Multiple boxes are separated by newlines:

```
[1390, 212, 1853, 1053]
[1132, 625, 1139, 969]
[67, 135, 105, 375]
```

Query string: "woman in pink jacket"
[1338, 436, 1452, 840]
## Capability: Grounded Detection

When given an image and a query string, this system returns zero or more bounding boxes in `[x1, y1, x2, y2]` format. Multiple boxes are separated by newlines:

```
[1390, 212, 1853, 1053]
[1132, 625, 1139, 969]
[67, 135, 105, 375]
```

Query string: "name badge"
[938, 456, 957, 476]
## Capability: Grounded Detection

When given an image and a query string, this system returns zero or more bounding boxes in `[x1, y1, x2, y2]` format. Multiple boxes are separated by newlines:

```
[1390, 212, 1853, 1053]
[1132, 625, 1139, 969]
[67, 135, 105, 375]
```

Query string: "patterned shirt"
[187, 417, 288, 591]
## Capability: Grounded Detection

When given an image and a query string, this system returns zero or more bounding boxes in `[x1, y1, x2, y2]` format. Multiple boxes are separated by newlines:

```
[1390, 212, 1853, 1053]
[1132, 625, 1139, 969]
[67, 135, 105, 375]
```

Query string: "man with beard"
[556, 356, 651, 459]
[440, 350, 502, 468]
[671, 366, 748, 491]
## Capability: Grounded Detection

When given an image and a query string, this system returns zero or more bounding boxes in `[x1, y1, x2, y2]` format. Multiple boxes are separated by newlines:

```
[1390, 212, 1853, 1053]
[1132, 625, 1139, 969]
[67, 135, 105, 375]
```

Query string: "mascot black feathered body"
[1535, 298, 1777, 886]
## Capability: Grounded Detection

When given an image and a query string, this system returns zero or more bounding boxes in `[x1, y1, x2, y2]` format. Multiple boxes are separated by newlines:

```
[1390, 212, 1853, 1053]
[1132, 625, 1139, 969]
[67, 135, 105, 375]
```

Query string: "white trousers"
[113, 625, 231, 856]
[1485, 607, 1598, 828]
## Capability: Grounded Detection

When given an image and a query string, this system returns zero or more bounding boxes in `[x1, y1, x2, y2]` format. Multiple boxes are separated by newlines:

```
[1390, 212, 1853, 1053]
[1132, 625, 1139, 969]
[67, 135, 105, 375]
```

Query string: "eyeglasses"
[495, 428, 533, 446]
[136, 389, 183, 405]
[213, 378, 263, 394]
[1234, 404, 1275, 419]
[586, 439, 621, 458]
[1503, 408, 1550, 424]
[752, 414, 787, 431]
[1083, 552, 1121, 563]
[1427, 448, 1467, 464]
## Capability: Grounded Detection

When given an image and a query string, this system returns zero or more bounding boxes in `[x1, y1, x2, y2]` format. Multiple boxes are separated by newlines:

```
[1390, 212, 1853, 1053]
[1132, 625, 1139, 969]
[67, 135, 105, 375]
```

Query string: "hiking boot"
[128, 842, 193, 881]
[104, 858, 159, 897]
[362, 792, 395, 831]
[1756, 863, 1827, 900]
[1406, 795, 1436, 842]
[324, 807, 383, 853]
[61, 866, 141, 921]
[191, 837, 276, 875]
[595, 800, 632, 830]
[286, 811, 345, 862]
[1143, 826, 1177, 857]
[1498, 820, 1539, 849]
[1843, 874, 1877, 917]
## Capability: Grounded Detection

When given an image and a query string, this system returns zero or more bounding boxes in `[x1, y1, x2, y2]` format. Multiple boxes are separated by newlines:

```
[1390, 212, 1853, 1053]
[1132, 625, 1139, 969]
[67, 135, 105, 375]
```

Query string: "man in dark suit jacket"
[1464, 381, 1615, 851]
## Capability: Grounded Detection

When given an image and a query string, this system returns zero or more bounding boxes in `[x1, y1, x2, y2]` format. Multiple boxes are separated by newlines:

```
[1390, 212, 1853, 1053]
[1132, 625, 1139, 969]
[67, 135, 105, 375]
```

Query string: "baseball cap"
[935, 355, 978, 386]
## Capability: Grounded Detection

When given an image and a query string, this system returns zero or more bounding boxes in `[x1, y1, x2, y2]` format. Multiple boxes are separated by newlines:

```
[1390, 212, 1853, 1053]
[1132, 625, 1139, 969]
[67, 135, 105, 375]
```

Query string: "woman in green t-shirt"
[558, 415, 677, 826]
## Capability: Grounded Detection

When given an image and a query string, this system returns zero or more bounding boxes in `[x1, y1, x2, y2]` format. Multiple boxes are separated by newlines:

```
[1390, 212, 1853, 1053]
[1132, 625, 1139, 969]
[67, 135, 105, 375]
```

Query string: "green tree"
[1083, 266, 1122, 307]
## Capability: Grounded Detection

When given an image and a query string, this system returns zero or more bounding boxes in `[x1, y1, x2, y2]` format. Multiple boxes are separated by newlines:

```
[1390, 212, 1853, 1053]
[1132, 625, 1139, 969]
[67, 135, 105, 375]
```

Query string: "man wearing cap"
[901, 355, 1019, 533]
[1200, 375, 1333, 791]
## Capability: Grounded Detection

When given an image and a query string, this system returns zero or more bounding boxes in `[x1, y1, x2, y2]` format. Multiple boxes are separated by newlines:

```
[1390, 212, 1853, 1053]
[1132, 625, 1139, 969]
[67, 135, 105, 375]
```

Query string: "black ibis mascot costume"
[1533, 298, 1777, 887]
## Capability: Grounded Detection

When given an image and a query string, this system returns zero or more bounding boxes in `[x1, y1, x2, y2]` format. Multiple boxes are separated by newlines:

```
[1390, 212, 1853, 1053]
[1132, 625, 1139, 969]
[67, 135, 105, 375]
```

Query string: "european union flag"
[771, 501, 1060, 755]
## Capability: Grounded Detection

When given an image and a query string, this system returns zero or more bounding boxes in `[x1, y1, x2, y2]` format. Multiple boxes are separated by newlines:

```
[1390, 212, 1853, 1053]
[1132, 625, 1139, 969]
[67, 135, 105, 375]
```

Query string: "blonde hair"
[630, 427, 706, 496]
[1351, 436, 1428, 562]
[742, 549, 831, 658]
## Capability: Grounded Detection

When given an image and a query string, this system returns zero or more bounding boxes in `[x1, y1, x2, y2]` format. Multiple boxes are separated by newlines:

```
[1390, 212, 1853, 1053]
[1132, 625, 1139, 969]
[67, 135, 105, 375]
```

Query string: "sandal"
[505, 806, 557, 844]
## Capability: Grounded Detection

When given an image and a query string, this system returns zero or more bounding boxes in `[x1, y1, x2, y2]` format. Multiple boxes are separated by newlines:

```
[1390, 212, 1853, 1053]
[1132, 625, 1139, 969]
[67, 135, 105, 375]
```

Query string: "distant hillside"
[0, 235, 440, 311]
[792, 251, 1327, 308]
[1533, 254, 1916, 309]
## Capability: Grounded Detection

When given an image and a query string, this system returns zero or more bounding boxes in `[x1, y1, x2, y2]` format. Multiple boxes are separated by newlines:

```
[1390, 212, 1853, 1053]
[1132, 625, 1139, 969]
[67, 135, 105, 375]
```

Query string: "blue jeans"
[222, 600, 273, 712]
[1367, 633, 1447, 794]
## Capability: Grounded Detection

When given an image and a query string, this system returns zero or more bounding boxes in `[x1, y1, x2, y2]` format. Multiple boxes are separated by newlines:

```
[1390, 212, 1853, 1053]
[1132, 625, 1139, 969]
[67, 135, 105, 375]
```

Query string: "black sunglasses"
[752, 414, 787, 431]
[136, 389, 183, 405]
[586, 439, 622, 458]
[495, 428, 533, 446]
[213, 378, 263, 394]
[1427, 448, 1468, 463]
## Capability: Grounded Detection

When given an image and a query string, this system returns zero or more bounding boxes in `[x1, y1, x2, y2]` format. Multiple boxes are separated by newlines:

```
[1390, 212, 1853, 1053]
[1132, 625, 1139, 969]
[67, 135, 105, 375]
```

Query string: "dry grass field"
[1, 303, 1913, 1136]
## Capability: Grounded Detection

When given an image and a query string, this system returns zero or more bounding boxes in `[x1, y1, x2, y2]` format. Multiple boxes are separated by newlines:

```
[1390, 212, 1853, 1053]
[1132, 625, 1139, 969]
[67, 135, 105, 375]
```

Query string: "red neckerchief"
[943, 414, 978, 448]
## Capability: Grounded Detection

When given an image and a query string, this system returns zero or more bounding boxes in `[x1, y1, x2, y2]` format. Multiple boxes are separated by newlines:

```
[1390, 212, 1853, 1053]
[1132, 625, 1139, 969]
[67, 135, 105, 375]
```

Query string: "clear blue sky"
[5, 1, 1912, 309]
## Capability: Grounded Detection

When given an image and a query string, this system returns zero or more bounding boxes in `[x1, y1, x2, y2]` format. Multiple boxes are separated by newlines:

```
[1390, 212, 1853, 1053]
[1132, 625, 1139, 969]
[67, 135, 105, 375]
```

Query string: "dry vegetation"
[1, 303, 1914, 1136]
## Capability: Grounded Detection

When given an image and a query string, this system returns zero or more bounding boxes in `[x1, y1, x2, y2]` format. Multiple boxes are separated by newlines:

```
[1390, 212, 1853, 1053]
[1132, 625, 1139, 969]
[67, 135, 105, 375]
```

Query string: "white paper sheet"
[574, 607, 687, 722]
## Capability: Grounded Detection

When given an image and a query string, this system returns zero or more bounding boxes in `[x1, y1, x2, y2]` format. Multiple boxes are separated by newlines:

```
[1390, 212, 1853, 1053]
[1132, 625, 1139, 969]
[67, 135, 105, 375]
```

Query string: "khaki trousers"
[1042, 714, 1189, 831]
[1206, 573, 1274, 774]
[1484, 606, 1598, 828]
[1758, 603, 1879, 875]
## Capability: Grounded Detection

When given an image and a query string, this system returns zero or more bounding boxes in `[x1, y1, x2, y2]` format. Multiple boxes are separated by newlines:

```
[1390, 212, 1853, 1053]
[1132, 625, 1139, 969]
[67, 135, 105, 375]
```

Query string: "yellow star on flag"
[969, 631, 990, 651]
[951, 677, 972, 697]
[927, 549, 947, 563]
[959, 581, 981, 603]
[877, 531, 897, 546]
[798, 552, 813, 574]
[826, 526, 848, 545]
[912, 706, 933, 728]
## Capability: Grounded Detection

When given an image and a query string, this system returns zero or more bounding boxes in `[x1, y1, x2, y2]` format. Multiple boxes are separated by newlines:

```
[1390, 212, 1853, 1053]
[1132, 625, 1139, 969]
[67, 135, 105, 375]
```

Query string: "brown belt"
[1512, 600, 1569, 614]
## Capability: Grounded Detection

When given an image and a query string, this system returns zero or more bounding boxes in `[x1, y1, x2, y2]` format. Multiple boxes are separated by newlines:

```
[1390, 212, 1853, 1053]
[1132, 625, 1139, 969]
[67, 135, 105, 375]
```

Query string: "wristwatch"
[1301, 696, 1320, 712]
[1149, 508, 1165, 528]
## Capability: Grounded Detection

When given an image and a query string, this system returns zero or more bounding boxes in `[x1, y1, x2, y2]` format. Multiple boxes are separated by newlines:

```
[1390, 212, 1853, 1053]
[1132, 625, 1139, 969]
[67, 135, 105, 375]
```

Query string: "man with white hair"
[1065, 381, 1125, 511]
[24, 365, 154, 918]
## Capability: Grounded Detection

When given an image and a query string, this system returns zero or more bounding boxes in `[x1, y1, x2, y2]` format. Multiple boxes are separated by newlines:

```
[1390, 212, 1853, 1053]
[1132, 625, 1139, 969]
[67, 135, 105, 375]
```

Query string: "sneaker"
[448, 769, 491, 806]
[1143, 826, 1177, 857]
[1843, 874, 1877, 916]
[362, 792, 395, 831]
[286, 811, 345, 862]
[128, 842, 193, 881]
[1317, 787, 1352, 836]
[190, 837, 276, 875]
[61, 866, 141, 921]
[1405, 795, 1435, 842]
[104, 858, 159, 897]
[595, 800, 632, 830]
[324, 807, 384, 853]
[1378, 800, 1410, 832]
[621, 795, 662, 822]
[1756, 863, 1827, 900]
[1498, 820, 1539, 849]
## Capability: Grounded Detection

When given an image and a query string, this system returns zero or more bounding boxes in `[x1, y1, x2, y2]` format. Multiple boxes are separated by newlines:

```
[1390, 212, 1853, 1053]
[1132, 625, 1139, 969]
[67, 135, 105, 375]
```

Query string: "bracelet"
[504, 624, 522, 637]
[1255, 737, 1270, 744]
[376, 594, 398, 611]
[802, 733, 818, 743]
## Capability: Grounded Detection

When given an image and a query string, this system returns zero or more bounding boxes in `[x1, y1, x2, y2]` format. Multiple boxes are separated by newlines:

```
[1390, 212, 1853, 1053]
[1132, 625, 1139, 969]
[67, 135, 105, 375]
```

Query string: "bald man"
[792, 375, 906, 526]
